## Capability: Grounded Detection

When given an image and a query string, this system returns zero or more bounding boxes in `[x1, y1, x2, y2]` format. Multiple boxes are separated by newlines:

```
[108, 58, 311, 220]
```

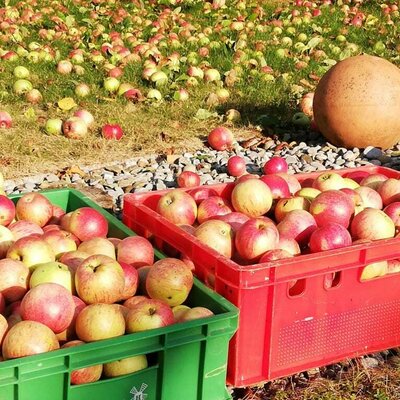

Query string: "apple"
[61, 340, 103, 384]
[103, 355, 148, 378]
[300, 92, 314, 116]
[360, 173, 388, 190]
[277, 209, 318, 247]
[388, 259, 400, 274]
[15, 192, 53, 227]
[227, 155, 247, 177]
[312, 172, 346, 191]
[0, 259, 29, 302]
[0, 225, 14, 258]
[197, 196, 232, 224]
[355, 186, 383, 209]
[235, 174, 260, 185]
[102, 124, 123, 140]
[78, 237, 116, 259]
[207, 127, 234, 151]
[75, 255, 125, 304]
[67, 207, 108, 241]
[146, 258, 193, 307]
[384, 202, 400, 229]
[260, 175, 291, 200]
[177, 171, 201, 188]
[26, 89, 42, 104]
[45, 118, 63, 135]
[125, 298, 175, 333]
[29, 261, 75, 293]
[119, 261, 139, 300]
[310, 190, 355, 228]
[377, 178, 400, 206]
[274, 196, 310, 222]
[7, 236, 55, 271]
[231, 179, 272, 217]
[194, 220, 234, 258]
[13, 66, 30, 79]
[156, 189, 197, 225]
[57, 60, 73, 74]
[62, 117, 88, 139]
[0, 292, 4, 314]
[75, 303, 126, 342]
[172, 305, 191, 322]
[0, 111, 12, 129]
[75, 83, 91, 98]
[214, 212, 250, 232]
[235, 217, 279, 262]
[188, 187, 219, 205]
[259, 249, 293, 263]
[296, 187, 321, 202]
[123, 295, 149, 309]
[21, 282, 75, 333]
[276, 236, 301, 255]
[2, 320, 59, 360]
[351, 208, 395, 241]
[361, 261, 388, 281]
[103, 77, 120, 93]
[309, 223, 352, 253]
[73, 110, 95, 129]
[0, 195, 15, 226]
[117, 236, 154, 268]
[13, 79, 33, 95]
[42, 229, 78, 257]
[179, 307, 214, 321]
[275, 173, 302, 194]
[263, 157, 288, 174]
[342, 178, 359, 189]
[59, 250, 90, 272]
[0, 314, 7, 346]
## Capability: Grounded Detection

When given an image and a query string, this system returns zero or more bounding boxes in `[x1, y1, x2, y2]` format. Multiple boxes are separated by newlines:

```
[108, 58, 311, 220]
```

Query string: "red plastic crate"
[123, 166, 400, 387]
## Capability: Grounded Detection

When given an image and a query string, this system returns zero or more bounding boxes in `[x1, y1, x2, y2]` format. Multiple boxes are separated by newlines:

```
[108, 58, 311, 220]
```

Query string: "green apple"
[103, 355, 148, 377]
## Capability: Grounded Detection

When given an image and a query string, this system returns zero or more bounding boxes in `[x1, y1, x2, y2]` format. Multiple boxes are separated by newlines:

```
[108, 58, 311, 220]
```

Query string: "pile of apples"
[0, 191, 213, 384]
[158, 157, 400, 281]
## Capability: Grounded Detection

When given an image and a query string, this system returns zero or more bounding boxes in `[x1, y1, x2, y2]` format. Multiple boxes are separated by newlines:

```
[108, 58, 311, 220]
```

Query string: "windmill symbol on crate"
[130, 383, 148, 400]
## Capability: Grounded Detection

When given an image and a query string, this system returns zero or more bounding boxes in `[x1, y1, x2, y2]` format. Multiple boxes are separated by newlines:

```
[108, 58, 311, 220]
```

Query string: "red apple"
[102, 124, 123, 140]
[119, 261, 139, 300]
[48, 205, 66, 225]
[146, 258, 193, 306]
[8, 220, 43, 241]
[42, 229, 78, 257]
[207, 126, 234, 151]
[350, 208, 395, 241]
[0, 111, 12, 129]
[277, 209, 317, 247]
[59, 250, 90, 272]
[188, 187, 219, 205]
[235, 217, 279, 262]
[125, 298, 175, 333]
[117, 236, 154, 268]
[309, 223, 352, 253]
[177, 171, 201, 188]
[384, 202, 400, 229]
[123, 295, 149, 309]
[355, 186, 383, 209]
[276, 236, 301, 255]
[340, 188, 364, 215]
[0, 195, 15, 226]
[179, 306, 214, 322]
[260, 174, 291, 200]
[263, 157, 288, 175]
[75, 255, 125, 304]
[67, 207, 108, 241]
[15, 192, 53, 227]
[2, 320, 59, 360]
[197, 196, 232, 224]
[78, 237, 116, 259]
[231, 179, 273, 217]
[20, 282, 75, 334]
[227, 155, 247, 177]
[75, 303, 125, 342]
[235, 174, 259, 185]
[156, 189, 197, 225]
[63, 117, 88, 139]
[0, 259, 29, 302]
[61, 340, 103, 384]
[56, 295, 86, 342]
[360, 173, 388, 190]
[214, 211, 250, 232]
[194, 219, 234, 258]
[259, 249, 293, 263]
[275, 173, 301, 194]
[377, 178, 400, 206]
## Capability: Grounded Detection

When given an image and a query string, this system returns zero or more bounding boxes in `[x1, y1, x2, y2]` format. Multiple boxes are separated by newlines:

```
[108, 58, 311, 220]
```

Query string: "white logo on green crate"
[130, 383, 148, 400]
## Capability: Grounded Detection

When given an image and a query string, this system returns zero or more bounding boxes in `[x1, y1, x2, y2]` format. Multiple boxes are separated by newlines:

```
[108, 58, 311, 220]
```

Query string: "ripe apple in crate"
[296, 187, 321, 202]
[263, 156, 288, 175]
[21, 282, 75, 333]
[377, 178, 400, 206]
[172, 305, 191, 322]
[235, 217, 279, 262]
[59, 250, 90, 272]
[312, 172, 346, 191]
[15, 192, 53, 227]
[0, 194, 15, 226]
[259, 249, 293, 263]
[76, 303, 126, 342]
[260, 175, 291, 200]
[177, 171, 200, 188]
[231, 179, 272, 217]
[361, 261, 388, 281]
[360, 173, 388, 190]
[276, 236, 301, 255]
[2, 320, 59, 360]
[125, 298, 175, 332]
[340, 188, 364, 215]
[67, 207, 108, 241]
[7, 236, 55, 271]
[75, 255, 125, 304]
[157, 189, 197, 225]
[355, 186, 383, 209]
[78, 237, 116, 259]
[351, 208, 395, 241]
[0, 259, 29, 302]
[146, 258, 193, 307]
[197, 196, 232, 224]
[61, 340, 103, 384]
[309, 223, 352, 253]
[117, 236, 154, 268]
[227, 155, 247, 177]
[0, 225, 14, 258]
[207, 126, 234, 151]
[29, 261, 75, 293]
[56, 295, 86, 342]
[384, 202, 400, 229]
[0, 314, 7, 346]
[103, 355, 148, 378]
[214, 212, 250, 232]
[194, 220, 234, 258]
[123, 295, 149, 309]
[276, 173, 301, 194]
[277, 209, 317, 247]
[119, 261, 139, 300]
[179, 307, 214, 322]
[188, 187, 218, 205]
[8, 220, 43, 241]
[310, 190, 354, 228]
[275, 196, 310, 222]
[42, 229, 77, 257]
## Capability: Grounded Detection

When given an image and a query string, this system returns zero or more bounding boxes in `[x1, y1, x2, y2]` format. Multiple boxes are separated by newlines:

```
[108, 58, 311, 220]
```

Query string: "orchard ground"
[1, 0, 400, 399]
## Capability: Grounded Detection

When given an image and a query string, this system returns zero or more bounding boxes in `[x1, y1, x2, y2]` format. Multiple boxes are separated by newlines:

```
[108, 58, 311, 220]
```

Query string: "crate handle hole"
[324, 271, 341, 289]
[288, 279, 305, 297]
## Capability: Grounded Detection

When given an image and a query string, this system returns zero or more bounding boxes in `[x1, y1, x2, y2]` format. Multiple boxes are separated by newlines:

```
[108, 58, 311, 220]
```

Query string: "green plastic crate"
[0, 188, 238, 400]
